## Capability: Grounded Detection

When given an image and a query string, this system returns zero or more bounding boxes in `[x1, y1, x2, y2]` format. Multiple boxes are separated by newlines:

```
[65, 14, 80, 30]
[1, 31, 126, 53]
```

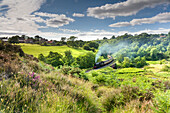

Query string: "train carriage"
[93, 56, 114, 69]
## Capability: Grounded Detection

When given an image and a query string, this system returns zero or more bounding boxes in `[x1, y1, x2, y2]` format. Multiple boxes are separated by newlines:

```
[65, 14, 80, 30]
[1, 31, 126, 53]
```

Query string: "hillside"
[0, 37, 170, 113]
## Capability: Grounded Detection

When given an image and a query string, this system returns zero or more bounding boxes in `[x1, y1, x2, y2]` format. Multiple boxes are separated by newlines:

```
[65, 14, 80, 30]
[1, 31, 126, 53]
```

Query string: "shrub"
[152, 90, 170, 113]
[79, 71, 89, 80]
[27, 61, 41, 73]
[0, 73, 43, 112]
[161, 65, 170, 72]
[60, 65, 72, 75]
[92, 71, 99, 77]
[38, 53, 46, 62]
[69, 67, 81, 76]
[102, 89, 123, 111]
[160, 59, 166, 64]
[121, 86, 140, 102]
[95, 74, 106, 85]
[164, 80, 170, 90]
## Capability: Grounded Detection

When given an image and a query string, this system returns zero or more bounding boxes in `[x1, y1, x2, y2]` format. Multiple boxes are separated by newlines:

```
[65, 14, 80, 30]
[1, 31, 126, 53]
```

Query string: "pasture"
[17, 43, 88, 57]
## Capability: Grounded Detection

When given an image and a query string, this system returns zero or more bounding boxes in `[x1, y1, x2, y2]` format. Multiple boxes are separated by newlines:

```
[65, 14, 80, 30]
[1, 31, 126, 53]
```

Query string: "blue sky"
[0, 0, 170, 40]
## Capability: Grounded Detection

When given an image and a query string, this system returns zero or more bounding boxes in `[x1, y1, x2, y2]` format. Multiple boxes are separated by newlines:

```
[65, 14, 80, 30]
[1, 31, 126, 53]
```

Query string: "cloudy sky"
[0, 0, 170, 40]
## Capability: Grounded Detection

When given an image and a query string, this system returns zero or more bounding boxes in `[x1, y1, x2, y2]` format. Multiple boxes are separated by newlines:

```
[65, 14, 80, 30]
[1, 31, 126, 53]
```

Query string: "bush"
[152, 90, 170, 113]
[60, 65, 72, 75]
[102, 89, 123, 111]
[0, 73, 43, 112]
[92, 71, 99, 77]
[95, 74, 106, 85]
[83, 45, 91, 50]
[161, 65, 170, 72]
[79, 71, 89, 80]
[69, 67, 81, 76]
[27, 61, 41, 73]
[38, 54, 46, 62]
[160, 59, 166, 64]
[121, 86, 140, 102]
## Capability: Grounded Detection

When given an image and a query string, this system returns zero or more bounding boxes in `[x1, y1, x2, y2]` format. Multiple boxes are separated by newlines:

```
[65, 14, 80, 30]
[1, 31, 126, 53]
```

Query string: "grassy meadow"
[17, 43, 88, 57]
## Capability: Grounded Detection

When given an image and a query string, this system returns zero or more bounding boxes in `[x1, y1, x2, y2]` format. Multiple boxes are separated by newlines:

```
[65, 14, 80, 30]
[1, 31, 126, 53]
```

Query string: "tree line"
[38, 50, 95, 69]
[4, 35, 99, 52]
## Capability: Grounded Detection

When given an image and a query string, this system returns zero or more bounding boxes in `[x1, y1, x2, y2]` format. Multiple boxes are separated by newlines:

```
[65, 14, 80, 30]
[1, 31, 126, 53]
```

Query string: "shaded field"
[17, 43, 88, 57]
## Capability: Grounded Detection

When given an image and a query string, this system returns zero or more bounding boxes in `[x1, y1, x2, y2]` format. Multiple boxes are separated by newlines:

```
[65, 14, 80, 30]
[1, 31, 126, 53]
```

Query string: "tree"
[63, 50, 74, 66]
[38, 54, 46, 62]
[34, 35, 42, 41]
[46, 51, 63, 67]
[8, 35, 19, 43]
[103, 37, 107, 40]
[67, 36, 77, 41]
[75, 52, 95, 69]
[122, 57, 131, 68]
[21, 35, 26, 39]
[117, 54, 124, 63]
[150, 48, 159, 60]
[88, 42, 99, 49]
[140, 56, 147, 66]
[137, 47, 145, 57]
[168, 31, 170, 37]
[83, 45, 91, 50]
[61, 37, 66, 42]
[111, 35, 115, 39]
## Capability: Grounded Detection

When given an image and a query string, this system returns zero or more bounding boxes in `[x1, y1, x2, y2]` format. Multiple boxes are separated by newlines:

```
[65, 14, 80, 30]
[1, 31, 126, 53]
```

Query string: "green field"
[17, 43, 88, 57]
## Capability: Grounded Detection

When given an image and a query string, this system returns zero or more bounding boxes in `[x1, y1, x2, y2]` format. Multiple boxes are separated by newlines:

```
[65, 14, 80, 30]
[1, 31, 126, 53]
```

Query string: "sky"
[0, 0, 170, 41]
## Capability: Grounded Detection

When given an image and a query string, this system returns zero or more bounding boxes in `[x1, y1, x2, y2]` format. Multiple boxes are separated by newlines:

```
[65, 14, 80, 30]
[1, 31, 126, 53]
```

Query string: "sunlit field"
[17, 43, 88, 57]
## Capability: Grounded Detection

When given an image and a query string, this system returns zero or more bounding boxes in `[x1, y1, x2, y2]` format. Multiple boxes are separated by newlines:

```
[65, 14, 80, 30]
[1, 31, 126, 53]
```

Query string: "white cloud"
[87, 0, 170, 19]
[58, 28, 80, 33]
[0, 30, 26, 37]
[109, 22, 131, 27]
[72, 13, 85, 17]
[0, 0, 46, 33]
[109, 12, 170, 27]
[128, 28, 170, 35]
[0, 0, 75, 36]
[0, 0, 45, 18]
[1, 28, 170, 41]
[34, 12, 75, 28]
[67, 28, 170, 40]
[47, 16, 74, 28]
[35, 12, 63, 18]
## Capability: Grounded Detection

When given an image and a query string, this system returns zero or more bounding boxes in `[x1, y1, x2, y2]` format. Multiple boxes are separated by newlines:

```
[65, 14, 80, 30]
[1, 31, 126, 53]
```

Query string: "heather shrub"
[27, 61, 41, 73]
[102, 89, 123, 111]
[0, 73, 42, 112]
[121, 86, 140, 102]
[164, 80, 170, 90]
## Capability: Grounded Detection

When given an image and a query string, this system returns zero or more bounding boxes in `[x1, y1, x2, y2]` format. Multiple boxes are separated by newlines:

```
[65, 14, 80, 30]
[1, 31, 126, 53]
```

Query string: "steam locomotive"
[93, 56, 114, 69]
